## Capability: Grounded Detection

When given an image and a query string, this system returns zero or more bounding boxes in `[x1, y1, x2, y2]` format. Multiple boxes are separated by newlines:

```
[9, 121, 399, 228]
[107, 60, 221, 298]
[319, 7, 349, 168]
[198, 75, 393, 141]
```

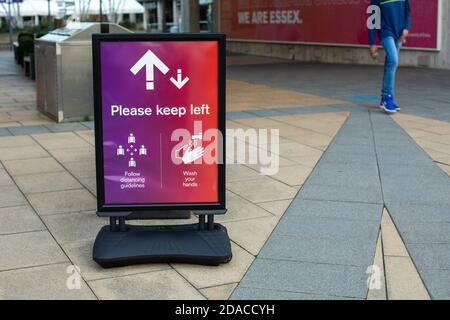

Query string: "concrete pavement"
[1, 51, 450, 299]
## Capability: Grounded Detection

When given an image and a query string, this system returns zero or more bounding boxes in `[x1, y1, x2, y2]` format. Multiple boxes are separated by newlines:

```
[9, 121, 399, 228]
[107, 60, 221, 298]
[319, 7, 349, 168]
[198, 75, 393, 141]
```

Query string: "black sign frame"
[92, 33, 226, 214]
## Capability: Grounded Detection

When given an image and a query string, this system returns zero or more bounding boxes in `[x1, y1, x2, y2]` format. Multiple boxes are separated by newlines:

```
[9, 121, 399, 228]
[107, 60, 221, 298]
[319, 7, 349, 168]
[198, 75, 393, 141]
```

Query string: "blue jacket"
[368, 0, 411, 45]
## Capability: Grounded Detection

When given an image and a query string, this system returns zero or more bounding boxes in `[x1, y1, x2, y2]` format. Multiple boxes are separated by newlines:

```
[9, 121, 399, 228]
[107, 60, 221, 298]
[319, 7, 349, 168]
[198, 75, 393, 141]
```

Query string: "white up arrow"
[130, 49, 170, 91]
[170, 69, 190, 90]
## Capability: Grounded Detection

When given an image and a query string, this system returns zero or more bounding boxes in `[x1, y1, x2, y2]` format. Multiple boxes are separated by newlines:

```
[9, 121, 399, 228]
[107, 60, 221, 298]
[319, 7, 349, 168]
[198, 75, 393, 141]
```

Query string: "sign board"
[93, 34, 226, 214]
[221, 0, 440, 50]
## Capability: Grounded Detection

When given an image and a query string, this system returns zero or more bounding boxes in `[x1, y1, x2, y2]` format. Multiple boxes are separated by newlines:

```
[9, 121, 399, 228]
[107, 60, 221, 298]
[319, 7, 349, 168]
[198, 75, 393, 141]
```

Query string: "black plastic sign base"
[93, 223, 232, 268]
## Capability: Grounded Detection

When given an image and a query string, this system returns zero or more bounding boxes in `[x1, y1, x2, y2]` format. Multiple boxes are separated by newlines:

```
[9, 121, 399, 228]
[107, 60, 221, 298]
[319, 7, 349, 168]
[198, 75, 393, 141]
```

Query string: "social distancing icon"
[116, 133, 148, 168]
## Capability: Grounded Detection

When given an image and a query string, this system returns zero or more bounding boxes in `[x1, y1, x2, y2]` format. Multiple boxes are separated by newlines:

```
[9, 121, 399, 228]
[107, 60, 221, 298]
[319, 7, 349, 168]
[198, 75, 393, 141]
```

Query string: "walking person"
[369, 0, 411, 114]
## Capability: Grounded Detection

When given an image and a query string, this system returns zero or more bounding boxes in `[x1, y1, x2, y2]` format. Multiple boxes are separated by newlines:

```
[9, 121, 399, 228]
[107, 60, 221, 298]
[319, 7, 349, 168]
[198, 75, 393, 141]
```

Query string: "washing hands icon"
[175, 137, 204, 164]
[182, 146, 204, 164]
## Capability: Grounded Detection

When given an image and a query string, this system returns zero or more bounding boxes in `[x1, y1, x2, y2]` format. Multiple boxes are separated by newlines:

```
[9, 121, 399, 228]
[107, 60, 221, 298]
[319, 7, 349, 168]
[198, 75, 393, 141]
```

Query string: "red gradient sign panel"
[100, 41, 218, 204]
[221, 0, 439, 49]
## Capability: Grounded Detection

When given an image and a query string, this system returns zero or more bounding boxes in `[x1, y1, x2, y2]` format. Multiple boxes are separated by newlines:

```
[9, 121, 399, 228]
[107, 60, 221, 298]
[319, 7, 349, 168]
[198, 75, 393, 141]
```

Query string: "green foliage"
[119, 21, 137, 31]
[39, 20, 49, 30]
[18, 32, 35, 57]
[0, 22, 11, 33]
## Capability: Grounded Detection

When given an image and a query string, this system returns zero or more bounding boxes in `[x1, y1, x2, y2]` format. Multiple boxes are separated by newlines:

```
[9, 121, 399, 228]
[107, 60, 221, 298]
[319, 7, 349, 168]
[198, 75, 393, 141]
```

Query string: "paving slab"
[384, 256, 430, 300]
[0, 185, 27, 208]
[437, 163, 450, 176]
[332, 136, 373, 146]
[286, 199, 382, 221]
[367, 232, 387, 300]
[270, 164, 312, 186]
[375, 143, 424, 155]
[80, 121, 95, 129]
[171, 242, 254, 289]
[89, 269, 204, 300]
[375, 149, 432, 166]
[325, 143, 374, 155]
[320, 151, 377, 165]
[226, 176, 297, 203]
[382, 180, 450, 206]
[0, 121, 21, 128]
[216, 191, 273, 223]
[285, 132, 333, 148]
[14, 171, 82, 194]
[77, 176, 97, 195]
[199, 283, 238, 300]
[260, 234, 376, 267]
[386, 203, 450, 223]
[379, 163, 448, 180]
[8, 125, 50, 136]
[236, 258, 368, 299]
[0, 263, 96, 300]
[2, 157, 65, 176]
[226, 111, 257, 120]
[45, 123, 89, 133]
[306, 167, 380, 188]
[406, 244, 450, 270]
[0, 230, 68, 271]
[0, 128, 11, 136]
[289, 154, 322, 168]
[0, 168, 13, 186]
[27, 189, 97, 216]
[226, 164, 262, 182]
[61, 160, 96, 179]
[272, 214, 379, 242]
[256, 199, 291, 217]
[223, 216, 279, 255]
[317, 159, 378, 171]
[393, 221, 450, 245]
[277, 142, 323, 158]
[298, 183, 383, 204]
[0, 206, 45, 235]
[32, 132, 92, 150]
[245, 109, 286, 117]
[0, 145, 49, 160]
[232, 287, 357, 300]
[418, 269, 450, 299]
[381, 211, 409, 257]
[48, 147, 95, 163]
[42, 211, 107, 243]
[75, 130, 95, 145]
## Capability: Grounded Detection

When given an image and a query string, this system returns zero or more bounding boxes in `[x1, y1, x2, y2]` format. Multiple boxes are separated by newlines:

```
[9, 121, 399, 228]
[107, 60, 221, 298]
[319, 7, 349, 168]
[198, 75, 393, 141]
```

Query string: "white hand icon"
[182, 146, 204, 164]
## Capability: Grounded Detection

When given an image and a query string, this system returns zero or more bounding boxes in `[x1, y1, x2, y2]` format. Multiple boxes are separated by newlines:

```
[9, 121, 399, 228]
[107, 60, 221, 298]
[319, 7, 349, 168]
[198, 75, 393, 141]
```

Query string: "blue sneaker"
[379, 97, 386, 109]
[380, 95, 397, 114]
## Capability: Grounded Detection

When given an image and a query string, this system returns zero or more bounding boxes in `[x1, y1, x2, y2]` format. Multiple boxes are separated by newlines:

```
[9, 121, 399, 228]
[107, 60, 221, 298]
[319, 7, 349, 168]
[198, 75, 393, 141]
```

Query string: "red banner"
[221, 0, 439, 50]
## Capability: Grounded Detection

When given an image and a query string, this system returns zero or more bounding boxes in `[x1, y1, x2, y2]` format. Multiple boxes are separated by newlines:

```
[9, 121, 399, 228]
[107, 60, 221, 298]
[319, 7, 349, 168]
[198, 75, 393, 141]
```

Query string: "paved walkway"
[233, 109, 450, 299]
[0, 51, 53, 129]
[227, 59, 450, 300]
[1, 51, 450, 299]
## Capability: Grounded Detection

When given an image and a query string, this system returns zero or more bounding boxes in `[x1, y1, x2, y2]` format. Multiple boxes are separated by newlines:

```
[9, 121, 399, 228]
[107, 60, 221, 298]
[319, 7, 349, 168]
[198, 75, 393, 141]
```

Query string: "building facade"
[220, 0, 450, 69]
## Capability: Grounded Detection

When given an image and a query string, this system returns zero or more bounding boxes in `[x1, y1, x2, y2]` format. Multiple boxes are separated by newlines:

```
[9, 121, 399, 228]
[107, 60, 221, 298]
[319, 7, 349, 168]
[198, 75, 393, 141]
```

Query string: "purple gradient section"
[100, 41, 218, 204]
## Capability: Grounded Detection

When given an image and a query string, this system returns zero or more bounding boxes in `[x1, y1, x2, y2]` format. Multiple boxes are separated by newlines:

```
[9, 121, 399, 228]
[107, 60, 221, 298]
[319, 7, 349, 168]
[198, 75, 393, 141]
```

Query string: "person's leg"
[394, 40, 403, 110]
[396, 39, 402, 53]
[381, 37, 399, 98]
